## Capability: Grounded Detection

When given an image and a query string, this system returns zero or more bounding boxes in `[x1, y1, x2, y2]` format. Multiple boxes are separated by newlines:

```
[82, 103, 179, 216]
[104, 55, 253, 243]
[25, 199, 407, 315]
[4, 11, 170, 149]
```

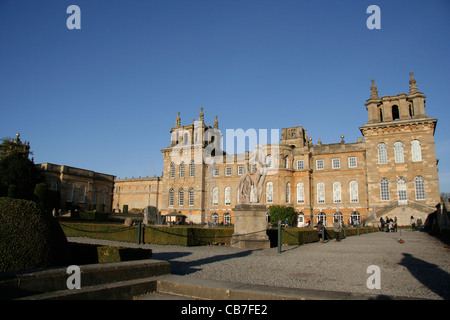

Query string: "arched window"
[180, 162, 185, 178]
[296, 183, 305, 204]
[212, 187, 218, 206]
[169, 189, 174, 206]
[178, 188, 184, 206]
[225, 187, 231, 206]
[350, 181, 359, 203]
[394, 142, 404, 163]
[190, 160, 195, 177]
[317, 183, 325, 204]
[224, 212, 231, 226]
[333, 182, 342, 203]
[211, 212, 219, 225]
[377, 143, 387, 164]
[414, 176, 425, 201]
[333, 211, 343, 225]
[170, 162, 175, 178]
[411, 140, 422, 162]
[380, 178, 390, 201]
[266, 182, 273, 203]
[397, 177, 407, 204]
[285, 182, 291, 203]
[317, 212, 326, 226]
[188, 188, 194, 206]
[350, 211, 361, 226]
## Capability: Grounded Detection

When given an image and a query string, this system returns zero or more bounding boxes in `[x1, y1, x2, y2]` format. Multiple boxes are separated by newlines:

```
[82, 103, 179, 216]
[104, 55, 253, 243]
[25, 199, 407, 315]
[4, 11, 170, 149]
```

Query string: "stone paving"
[69, 229, 450, 300]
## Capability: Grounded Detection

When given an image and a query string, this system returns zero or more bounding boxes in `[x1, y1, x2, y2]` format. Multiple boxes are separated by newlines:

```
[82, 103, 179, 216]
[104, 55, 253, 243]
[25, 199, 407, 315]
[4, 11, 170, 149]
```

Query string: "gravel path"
[68, 230, 450, 300]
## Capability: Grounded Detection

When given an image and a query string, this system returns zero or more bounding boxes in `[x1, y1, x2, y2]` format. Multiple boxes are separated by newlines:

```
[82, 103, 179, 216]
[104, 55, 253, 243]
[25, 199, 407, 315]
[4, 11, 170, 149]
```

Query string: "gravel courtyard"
[69, 229, 450, 300]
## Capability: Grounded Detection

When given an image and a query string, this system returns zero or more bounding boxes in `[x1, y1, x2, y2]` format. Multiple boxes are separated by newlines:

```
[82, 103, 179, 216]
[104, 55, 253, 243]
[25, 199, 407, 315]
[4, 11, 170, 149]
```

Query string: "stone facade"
[37, 163, 115, 212]
[113, 74, 440, 227]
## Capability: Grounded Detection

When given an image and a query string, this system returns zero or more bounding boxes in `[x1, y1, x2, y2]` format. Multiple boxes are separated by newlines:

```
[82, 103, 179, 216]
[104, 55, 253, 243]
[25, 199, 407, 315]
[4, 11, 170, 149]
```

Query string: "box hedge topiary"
[0, 197, 72, 272]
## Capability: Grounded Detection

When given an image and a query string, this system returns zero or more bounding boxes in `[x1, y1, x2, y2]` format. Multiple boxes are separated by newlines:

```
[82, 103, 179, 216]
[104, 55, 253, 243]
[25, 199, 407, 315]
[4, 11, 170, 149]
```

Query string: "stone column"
[231, 204, 270, 249]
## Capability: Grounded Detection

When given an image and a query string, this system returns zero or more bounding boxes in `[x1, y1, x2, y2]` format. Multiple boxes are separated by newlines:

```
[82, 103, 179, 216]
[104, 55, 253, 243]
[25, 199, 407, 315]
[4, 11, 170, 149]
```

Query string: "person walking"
[410, 216, 416, 231]
[333, 218, 342, 242]
[317, 220, 325, 242]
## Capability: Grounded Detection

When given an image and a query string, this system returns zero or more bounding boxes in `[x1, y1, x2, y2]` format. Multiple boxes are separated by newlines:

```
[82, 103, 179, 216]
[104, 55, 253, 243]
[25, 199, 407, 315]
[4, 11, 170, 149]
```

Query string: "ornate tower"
[360, 74, 440, 225]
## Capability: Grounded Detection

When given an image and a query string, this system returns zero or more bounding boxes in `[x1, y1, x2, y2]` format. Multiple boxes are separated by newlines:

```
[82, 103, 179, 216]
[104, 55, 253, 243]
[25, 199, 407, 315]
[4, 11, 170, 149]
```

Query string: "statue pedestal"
[231, 204, 270, 249]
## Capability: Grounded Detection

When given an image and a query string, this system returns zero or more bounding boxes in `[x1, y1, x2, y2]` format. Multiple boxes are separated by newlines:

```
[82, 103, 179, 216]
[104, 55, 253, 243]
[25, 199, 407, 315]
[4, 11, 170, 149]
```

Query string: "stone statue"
[251, 147, 268, 203]
[143, 206, 149, 225]
[237, 164, 252, 204]
[237, 147, 268, 204]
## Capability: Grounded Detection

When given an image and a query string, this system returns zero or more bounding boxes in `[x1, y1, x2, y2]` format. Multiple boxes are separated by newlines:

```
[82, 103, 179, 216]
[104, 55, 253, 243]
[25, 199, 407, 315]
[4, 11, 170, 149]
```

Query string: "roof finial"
[370, 78, 379, 99]
[214, 115, 219, 129]
[175, 112, 181, 127]
[199, 107, 204, 122]
[409, 72, 418, 94]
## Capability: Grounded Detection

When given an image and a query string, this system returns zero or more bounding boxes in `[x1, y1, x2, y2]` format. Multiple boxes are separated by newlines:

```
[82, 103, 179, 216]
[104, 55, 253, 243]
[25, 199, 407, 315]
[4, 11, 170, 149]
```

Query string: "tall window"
[266, 182, 273, 203]
[394, 142, 404, 163]
[284, 156, 289, 169]
[378, 143, 387, 164]
[317, 212, 326, 226]
[411, 140, 422, 162]
[397, 177, 407, 203]
[169, 189, 174, 206]
[317, 183, 325, 204]
[79, 186, 86, 204]
[316, 160, 324, 170]
[414, 176, 425, 201]
[296, 183, 305, 204]
[212, 187, 218, 206]
[180, 162, 185, 178]
[333, 211, 343, 225]
[285, 182, 291, 203]
[225, 167, 231, 176]
[224, 212, 231, 225]
[211, 212, 219, 225]
[348, 157, 357, 168]
[178, 188, 184, 206]
[190, 161, 195, 177]
[350, 211, 361, 226]
[350, 181, 359, 203]
[225, 187, 231, 206]
[66, 184, 74, 202]
[332, 158, 340, 169]
[380, 178, 390, 201]
[296, 160, 304, 170]
[333, 182, 342, 203]
[170, 162, 175, 178]
[188, 188, 194, 206]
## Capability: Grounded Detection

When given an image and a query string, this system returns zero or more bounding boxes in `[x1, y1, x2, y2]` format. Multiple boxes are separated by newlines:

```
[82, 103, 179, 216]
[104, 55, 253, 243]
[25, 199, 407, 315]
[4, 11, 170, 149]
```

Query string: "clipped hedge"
[60, 222, 378, 247]
[0, 197, 71, 272]
[60, 222, 235, 246]
[68, 242, 152, 264]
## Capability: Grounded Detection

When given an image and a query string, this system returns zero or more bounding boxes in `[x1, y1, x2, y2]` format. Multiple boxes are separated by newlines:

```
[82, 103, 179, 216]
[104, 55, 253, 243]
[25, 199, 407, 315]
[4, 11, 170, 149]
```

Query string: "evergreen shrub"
[0, 197, 71, 272]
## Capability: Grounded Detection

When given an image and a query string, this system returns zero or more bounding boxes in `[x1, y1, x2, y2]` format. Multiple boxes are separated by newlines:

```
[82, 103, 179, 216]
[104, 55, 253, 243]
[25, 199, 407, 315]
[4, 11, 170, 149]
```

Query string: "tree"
[0, 135, 42, 200]
[268, 205, 297, 226]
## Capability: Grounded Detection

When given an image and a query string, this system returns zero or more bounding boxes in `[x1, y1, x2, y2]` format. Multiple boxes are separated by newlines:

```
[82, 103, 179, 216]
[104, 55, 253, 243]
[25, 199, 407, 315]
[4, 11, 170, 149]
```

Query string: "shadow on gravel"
[165, 250, 257, 275]
[399, 253, 450, 300]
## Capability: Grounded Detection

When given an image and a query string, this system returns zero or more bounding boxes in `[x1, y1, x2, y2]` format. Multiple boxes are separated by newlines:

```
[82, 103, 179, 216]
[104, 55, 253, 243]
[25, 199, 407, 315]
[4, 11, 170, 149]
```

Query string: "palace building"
[112, 73, 440, 227]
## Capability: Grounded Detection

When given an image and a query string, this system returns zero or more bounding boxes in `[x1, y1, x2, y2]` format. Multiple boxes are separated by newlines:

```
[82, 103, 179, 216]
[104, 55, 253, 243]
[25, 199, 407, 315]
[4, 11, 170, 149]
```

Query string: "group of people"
[316, 219, 344, 242]
[379, 216, 398, 232]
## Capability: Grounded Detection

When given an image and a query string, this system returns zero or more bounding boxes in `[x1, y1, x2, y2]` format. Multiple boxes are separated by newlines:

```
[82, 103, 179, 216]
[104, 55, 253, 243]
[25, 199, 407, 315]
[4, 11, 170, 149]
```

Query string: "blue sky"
[0, 0, 449, 192]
